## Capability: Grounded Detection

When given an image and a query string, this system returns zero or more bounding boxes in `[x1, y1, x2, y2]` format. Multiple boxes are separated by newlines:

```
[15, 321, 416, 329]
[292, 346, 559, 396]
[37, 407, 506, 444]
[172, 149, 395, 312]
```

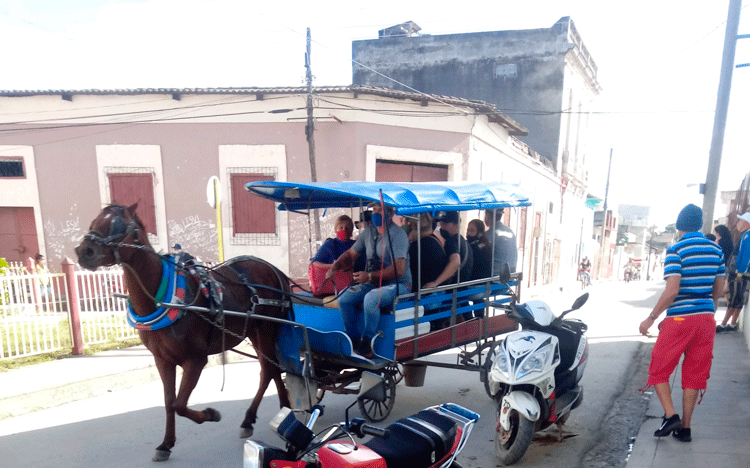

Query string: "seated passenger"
[328, 204, 411, 357]
[308, 215, 364, 295]
[406, 212, 447, 292]
[467, 219, 492, 318]
[424, 211, 473, 325]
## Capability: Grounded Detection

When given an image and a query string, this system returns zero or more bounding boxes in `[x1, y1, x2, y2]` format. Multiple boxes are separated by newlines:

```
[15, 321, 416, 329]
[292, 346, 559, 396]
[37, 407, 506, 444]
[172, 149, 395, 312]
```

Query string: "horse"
[74, 203, 292, 462]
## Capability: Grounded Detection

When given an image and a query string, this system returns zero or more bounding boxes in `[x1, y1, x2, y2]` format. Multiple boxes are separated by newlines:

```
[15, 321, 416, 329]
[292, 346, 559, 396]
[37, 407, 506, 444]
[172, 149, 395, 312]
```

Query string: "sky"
[1, 0, 749, 229]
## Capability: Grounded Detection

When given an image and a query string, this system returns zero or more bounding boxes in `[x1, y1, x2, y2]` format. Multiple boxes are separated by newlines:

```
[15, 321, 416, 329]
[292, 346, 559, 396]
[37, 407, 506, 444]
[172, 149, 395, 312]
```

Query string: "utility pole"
[597, 149, 613, 279]
[305, 27, 321, 242]
[702, 0, 742, 234]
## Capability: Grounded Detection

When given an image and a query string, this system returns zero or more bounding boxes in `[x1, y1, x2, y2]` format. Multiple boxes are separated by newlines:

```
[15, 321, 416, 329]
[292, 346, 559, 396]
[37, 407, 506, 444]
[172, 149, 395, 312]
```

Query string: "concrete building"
[352, 17, 602, 285]
[0, 86, 564, 285]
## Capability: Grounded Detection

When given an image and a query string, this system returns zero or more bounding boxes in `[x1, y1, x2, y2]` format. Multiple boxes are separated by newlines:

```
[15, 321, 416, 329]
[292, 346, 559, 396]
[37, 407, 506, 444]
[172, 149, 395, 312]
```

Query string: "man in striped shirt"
[639, 204, 726, 443]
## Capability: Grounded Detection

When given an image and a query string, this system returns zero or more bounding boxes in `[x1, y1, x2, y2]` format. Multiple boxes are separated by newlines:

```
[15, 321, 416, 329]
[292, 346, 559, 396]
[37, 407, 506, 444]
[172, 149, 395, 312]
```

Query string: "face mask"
[467, 235, 479, 243]
[439, 228, 451, 239]
[336, 230, 348, 241]
[371, 213, 384, 227]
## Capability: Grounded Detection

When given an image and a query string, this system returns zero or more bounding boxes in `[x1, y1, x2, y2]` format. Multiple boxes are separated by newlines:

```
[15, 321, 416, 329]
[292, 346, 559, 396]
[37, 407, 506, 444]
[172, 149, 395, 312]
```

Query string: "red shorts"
[647, 314, 715, 389]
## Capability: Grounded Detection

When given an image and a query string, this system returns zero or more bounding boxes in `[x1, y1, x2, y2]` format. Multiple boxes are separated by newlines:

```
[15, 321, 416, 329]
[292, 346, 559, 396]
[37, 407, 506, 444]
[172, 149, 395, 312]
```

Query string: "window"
[0, 158, 25, 178]
[106, 169, 158, 239]
[228, 167, 278, 246]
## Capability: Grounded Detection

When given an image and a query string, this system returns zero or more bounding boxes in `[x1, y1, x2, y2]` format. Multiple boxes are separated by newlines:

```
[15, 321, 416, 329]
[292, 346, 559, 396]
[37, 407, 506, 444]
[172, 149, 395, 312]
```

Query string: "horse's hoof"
[204, 408, 221, 422]
[152, 449, 171, 462]
[239, 427, 253, 439]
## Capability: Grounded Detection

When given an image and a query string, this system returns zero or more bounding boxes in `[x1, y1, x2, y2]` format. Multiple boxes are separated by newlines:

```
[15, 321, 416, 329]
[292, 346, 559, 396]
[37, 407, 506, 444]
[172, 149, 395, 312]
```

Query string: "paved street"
[0, 281, 662, 467]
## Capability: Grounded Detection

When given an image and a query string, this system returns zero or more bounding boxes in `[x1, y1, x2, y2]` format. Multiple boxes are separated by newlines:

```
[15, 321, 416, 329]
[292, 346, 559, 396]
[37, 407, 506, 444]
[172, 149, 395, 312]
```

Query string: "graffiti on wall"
[44, 218, 84, 266]
[168, 215, 218, 260]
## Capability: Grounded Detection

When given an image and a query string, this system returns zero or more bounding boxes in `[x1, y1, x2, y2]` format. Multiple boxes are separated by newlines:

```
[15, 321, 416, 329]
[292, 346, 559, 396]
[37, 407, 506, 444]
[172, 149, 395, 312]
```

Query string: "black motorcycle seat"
[364, 410, 457, 468]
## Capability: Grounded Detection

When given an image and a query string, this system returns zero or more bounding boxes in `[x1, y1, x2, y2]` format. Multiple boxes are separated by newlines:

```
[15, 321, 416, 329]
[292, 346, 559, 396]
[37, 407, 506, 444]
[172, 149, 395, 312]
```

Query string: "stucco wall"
[353, 27, 570, 168]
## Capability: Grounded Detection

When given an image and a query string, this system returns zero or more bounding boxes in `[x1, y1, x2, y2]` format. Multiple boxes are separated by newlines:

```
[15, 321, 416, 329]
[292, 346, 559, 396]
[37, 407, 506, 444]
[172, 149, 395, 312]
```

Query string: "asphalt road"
[0, 280, 662, 468]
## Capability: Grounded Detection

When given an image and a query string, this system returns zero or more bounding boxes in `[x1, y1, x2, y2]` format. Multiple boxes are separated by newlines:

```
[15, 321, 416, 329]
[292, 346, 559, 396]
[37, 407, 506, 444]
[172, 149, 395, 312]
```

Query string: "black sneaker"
[716, 324, 727, 333]
[727, 324, 738, 332]
[654, 414, 681, 437]
[354, 341, 373, 358]
[673, 427, 691, 442]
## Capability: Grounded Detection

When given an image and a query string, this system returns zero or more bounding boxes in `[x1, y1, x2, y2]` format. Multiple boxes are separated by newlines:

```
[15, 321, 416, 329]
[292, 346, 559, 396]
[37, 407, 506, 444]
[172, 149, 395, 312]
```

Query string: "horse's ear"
[127, 203, 139, 217]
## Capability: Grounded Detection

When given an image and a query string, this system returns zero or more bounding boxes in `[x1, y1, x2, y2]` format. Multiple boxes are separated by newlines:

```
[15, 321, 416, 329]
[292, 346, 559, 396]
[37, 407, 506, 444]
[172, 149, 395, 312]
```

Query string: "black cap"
[434, 211, 460, 224]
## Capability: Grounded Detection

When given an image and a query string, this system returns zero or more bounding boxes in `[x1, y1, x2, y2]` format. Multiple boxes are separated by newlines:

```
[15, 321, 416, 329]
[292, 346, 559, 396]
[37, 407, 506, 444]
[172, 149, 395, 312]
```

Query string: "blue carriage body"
[246, 181, 531, 374]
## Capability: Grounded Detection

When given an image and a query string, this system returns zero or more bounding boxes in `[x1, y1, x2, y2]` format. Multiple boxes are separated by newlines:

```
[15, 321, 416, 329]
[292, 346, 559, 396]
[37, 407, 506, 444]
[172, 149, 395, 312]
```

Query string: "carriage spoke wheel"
[385, 362, 404, 385]
[358, 370, 396, 422]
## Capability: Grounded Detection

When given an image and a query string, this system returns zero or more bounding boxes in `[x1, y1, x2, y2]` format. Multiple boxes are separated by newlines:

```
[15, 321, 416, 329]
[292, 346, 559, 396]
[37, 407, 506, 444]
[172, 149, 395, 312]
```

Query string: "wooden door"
[0, 207, 38, 263]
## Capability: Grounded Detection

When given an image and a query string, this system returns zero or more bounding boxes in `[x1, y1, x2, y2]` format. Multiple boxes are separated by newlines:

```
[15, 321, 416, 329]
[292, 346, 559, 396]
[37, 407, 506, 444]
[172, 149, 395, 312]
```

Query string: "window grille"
[227, 167, 280, 246]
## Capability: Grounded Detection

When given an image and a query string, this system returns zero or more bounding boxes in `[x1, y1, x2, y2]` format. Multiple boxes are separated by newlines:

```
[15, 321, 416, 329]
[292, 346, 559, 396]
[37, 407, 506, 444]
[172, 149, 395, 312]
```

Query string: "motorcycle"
[487, 266, 589, 465]
[243, 372, 479, 468]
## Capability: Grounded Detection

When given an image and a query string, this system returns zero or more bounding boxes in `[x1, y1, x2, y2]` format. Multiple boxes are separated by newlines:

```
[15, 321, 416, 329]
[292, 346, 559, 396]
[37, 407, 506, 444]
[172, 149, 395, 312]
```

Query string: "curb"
[0, 341, 255, 420]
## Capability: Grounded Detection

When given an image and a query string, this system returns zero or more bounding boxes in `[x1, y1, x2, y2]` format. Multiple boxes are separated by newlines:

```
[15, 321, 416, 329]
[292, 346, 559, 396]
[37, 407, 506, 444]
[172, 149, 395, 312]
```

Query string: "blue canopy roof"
[245, 181, 531, 215]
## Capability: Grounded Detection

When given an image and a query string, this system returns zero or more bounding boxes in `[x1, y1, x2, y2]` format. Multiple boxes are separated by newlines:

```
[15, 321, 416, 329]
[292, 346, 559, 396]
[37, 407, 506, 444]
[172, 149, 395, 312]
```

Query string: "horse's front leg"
[153, 358, 177, 462]
[173, 357, 222, 424]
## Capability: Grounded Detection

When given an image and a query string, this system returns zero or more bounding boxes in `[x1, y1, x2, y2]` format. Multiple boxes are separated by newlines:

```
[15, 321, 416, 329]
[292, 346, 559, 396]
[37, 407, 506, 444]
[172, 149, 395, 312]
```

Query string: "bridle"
[83, 207, 146, 264]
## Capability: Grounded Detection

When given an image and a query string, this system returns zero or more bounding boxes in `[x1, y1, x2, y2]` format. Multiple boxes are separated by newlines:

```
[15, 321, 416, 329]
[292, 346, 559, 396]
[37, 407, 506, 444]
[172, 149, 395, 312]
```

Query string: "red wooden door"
[0, 207, 38, 263]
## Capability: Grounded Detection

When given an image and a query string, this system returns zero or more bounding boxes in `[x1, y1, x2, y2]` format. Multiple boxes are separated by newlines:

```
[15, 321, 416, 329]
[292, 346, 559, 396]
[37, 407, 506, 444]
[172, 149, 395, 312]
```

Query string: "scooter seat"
[365, 409, 457, 468]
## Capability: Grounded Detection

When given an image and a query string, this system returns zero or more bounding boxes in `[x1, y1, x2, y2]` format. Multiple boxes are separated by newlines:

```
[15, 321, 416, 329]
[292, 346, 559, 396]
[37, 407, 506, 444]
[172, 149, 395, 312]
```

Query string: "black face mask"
[467, 235, 479, 243]
[439, 228, 451, 240]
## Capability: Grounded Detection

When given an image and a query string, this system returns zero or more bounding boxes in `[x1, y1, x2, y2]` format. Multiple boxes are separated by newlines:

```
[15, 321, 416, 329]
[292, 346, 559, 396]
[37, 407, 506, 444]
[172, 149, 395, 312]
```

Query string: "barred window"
[228, 167, 279, 246]
[0, 158, 25, 178]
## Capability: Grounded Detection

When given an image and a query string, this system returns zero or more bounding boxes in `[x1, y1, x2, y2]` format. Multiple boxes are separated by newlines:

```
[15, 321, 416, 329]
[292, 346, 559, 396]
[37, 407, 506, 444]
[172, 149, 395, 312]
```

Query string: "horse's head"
[75, 203, 149, 270]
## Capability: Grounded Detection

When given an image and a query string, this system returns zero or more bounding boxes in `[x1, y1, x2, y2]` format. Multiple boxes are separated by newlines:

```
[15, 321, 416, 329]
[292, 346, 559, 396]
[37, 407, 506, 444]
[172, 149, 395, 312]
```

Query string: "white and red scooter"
[243, 372, 479, 468]
[487, 266, 589, 465]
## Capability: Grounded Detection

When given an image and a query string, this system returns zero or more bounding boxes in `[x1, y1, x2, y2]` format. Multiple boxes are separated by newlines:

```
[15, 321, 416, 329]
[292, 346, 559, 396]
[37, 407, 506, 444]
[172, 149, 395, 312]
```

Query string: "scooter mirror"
[358, 371, 386, 403]
[497, 263, 511, 284]
[571, 292, 589, 310]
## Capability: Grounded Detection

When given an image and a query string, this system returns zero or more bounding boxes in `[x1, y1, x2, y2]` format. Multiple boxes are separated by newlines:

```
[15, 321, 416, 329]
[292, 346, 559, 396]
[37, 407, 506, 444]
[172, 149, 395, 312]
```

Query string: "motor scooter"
[487, 266, 589, 465]
[243, 372, 479, 468]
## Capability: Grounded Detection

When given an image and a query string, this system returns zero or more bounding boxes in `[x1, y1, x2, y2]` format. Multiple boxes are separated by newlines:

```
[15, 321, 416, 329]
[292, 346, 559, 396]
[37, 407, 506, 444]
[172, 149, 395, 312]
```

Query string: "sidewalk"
[0, 341, 254, 420]
[627, 330, 750, 467]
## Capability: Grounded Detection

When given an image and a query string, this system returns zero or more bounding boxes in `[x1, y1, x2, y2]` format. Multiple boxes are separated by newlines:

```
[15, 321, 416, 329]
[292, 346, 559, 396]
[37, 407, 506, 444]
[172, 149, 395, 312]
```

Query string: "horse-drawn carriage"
[75, 180, 530, 462]
[244, 180, 528, 421]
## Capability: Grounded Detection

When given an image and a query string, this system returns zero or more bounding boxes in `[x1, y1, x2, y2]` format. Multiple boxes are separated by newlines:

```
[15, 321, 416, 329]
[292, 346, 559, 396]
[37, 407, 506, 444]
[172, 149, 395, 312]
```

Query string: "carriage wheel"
[358, 370, 396, 422]
[385, 362, 404, 385]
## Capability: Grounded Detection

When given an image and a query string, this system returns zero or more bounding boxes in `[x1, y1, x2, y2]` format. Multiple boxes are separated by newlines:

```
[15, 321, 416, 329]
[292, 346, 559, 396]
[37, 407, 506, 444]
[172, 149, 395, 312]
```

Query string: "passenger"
[327, 204, 411, 357]
[467, 219, 492, 282]
[466, 219, 492, 318]
[308, 215, 364, 295]
[424, 211, 473, 324]
[484, 209, 518, 275]
[310, 215, 364, 270]
[406, 212, 447, 292]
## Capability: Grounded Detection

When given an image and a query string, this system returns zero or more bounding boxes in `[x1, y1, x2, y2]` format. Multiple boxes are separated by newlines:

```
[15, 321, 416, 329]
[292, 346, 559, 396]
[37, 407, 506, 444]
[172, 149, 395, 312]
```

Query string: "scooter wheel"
[495, 409, 534, 465]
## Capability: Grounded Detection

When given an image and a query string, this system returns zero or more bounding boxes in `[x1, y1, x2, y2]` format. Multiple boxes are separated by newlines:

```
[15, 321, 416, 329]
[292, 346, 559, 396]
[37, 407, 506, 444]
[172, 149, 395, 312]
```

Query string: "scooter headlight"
[518, 345, 551, 379]
[243, 440, 287, 468]
[492, 349, 510, 376]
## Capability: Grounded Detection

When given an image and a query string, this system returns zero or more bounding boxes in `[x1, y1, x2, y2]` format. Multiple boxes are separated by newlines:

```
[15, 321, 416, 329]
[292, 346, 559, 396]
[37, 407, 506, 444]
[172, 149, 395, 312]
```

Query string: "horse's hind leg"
[240, 353, 278, 438]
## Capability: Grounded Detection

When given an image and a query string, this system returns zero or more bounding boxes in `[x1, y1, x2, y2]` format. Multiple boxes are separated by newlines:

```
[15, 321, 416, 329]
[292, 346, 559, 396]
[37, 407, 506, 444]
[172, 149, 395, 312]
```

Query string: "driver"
[327, 203, 411, 357]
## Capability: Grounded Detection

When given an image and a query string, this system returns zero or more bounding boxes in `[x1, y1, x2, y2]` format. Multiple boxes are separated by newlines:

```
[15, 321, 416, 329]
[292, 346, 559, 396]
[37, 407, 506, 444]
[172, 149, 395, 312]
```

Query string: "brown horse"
[74, 204, 291, 462]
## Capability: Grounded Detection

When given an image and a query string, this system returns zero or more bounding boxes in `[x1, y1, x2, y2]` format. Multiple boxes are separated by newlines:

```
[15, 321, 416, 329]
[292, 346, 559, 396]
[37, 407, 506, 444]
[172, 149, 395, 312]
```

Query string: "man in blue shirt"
[328, 203, 411, 357]
[484, 209, 518, 274]
[717, 211, 750, 332]
[639, 204, 725, 443]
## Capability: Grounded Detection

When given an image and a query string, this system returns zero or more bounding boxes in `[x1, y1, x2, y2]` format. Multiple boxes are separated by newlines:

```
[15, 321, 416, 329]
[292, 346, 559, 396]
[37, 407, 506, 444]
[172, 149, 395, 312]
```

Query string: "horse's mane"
[104, 203, 147, 231]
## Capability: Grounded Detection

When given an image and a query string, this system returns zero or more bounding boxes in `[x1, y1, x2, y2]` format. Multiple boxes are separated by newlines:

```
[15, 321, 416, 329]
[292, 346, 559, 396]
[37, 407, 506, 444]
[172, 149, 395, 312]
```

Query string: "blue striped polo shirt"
[663, 231, 726, 317]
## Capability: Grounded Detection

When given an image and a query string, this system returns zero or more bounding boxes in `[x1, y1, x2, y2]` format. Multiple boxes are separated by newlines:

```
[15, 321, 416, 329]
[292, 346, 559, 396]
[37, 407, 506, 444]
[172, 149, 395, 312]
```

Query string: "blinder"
[84, 207, 140, 247]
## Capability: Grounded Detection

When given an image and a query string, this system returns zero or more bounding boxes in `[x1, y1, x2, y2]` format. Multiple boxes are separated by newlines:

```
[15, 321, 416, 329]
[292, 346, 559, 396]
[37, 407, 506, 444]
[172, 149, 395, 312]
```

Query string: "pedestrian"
[639, 204, 725, 443]
[327, 203, 411, 357]
[716, 213, 750, 332]
[484, 209, 518, 275]
[34, 254, 52, 298]
[467, 218, 492, 318]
